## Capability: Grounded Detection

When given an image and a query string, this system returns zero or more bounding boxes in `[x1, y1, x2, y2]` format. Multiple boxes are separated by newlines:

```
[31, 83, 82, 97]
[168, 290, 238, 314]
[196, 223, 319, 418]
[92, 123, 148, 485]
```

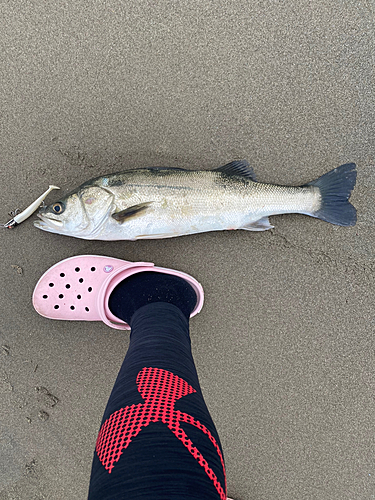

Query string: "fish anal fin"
[240, 217, 274, 231]
[133, 232, 177, 240]
[112, 202, 153, 222]
[214, 160, 257, 181]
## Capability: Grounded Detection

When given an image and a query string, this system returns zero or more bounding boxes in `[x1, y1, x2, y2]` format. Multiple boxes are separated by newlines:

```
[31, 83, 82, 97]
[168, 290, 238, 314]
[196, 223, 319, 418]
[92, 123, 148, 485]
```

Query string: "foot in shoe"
[108, 271, 198, 325]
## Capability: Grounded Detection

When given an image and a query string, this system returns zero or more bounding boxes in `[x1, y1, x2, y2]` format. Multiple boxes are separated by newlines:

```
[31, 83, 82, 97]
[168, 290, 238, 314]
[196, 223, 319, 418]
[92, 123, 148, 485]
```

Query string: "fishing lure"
[1, 185, 60, 228]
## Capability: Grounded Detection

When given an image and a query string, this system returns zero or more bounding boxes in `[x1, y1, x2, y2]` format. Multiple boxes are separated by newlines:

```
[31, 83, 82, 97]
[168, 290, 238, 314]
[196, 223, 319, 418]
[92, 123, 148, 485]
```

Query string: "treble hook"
[1, 185, 60, 228]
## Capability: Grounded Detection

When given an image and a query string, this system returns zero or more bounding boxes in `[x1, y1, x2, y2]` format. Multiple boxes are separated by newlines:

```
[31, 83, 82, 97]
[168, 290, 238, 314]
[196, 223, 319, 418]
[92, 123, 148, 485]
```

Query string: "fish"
[34, 161, 357, 241]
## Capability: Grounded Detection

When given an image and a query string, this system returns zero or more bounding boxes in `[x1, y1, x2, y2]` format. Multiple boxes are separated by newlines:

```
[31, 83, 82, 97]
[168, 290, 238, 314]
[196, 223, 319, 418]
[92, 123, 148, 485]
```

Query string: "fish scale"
[34, 161, 357, 241]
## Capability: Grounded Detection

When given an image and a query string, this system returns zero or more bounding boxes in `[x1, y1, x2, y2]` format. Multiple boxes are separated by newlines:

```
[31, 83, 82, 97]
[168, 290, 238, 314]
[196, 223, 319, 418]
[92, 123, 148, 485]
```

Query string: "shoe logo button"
[103, 265, 114, 273]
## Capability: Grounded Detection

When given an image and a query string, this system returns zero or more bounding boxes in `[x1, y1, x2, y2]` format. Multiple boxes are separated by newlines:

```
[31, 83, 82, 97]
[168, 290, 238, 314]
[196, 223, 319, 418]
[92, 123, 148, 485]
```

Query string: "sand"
[1, 1, 375, 499]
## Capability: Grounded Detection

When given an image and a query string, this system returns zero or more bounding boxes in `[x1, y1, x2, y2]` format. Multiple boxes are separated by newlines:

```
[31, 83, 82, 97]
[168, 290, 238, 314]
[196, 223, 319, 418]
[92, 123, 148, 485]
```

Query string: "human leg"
[88, 272, 227, 499]
[33, 257, 229, 500]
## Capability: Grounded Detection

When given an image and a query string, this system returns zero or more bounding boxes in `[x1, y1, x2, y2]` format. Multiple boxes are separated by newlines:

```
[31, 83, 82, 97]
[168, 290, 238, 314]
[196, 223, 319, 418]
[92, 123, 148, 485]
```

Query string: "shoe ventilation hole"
[77, 295, 81, 299]
[88, 287, 92, 292]
[66, 284, 71, 289]
[79, 278, 84, 283]
[91, 267, 96, 272]
[54, 305, 59, 309]
[49, 283, 54, 287]
[75, 267, 80, 272]
[70, 305, 75, 310]
[60, 273, 65, 277]
[59, 294, 64, 299]
[85, 307, 89, 312]
[43, 295, 48, 299]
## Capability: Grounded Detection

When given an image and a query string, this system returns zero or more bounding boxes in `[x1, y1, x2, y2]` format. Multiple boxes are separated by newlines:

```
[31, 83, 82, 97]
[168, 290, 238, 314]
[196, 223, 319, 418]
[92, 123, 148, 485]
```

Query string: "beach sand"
[1, 1, 374, 499]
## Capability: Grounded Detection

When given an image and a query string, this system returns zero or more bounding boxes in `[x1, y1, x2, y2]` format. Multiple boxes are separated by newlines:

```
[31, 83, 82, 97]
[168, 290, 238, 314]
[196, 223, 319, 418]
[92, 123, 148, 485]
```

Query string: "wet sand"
[1, 1, 375, 499]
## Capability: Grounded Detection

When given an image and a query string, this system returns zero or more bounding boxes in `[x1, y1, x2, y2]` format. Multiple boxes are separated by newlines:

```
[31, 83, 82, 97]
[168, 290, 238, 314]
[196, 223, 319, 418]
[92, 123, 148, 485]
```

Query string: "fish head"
[34, 186, 114, 239]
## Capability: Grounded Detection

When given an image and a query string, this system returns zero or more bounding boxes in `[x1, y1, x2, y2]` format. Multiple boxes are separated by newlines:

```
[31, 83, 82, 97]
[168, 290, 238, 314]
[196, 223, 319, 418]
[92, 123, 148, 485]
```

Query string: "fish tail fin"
[305, 163, 357, 226]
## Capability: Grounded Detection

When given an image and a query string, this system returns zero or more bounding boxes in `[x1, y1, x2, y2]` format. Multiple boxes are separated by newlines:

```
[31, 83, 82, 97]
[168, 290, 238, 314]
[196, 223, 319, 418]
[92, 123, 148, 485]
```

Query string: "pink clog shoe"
[32, 255, 204, 330]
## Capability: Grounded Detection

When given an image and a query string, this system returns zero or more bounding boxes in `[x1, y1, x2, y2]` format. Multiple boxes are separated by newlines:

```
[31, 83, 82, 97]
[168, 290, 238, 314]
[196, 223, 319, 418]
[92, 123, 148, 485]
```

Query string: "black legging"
[88, 302, 226, 499]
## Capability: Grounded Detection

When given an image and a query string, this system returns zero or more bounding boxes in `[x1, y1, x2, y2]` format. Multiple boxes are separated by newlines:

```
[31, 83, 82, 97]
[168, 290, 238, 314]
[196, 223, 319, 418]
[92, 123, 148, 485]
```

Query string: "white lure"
[2, 185, 60, 228]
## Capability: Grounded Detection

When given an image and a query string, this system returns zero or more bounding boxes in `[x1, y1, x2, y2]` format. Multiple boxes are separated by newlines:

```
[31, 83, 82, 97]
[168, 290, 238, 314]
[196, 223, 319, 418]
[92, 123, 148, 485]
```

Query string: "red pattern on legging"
[95, 367, 227, 500]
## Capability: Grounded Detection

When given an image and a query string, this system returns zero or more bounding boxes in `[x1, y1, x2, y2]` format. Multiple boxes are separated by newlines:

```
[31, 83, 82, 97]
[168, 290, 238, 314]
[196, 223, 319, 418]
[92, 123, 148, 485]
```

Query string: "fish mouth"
[34, 213, 64, 232]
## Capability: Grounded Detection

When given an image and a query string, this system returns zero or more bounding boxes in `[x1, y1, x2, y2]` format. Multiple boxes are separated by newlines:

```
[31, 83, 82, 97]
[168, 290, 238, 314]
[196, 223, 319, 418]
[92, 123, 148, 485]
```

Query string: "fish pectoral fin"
[214, 160, 257, 181]
[112, 202, 154, 223]
[240, 217, 274, 231]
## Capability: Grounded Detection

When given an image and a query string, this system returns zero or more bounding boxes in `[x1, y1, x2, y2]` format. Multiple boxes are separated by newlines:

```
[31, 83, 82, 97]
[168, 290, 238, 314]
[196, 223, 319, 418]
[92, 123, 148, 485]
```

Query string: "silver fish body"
[34, 161, 357, 241]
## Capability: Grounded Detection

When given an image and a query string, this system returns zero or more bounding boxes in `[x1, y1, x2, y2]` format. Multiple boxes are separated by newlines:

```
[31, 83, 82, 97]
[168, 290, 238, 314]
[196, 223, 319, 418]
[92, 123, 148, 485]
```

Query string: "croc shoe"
[32, 255, 204, 330]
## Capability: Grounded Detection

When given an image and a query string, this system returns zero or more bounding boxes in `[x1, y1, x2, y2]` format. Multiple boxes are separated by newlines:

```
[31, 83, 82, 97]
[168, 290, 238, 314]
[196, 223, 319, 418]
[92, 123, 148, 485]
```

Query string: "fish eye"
[52, 202, 65, 214]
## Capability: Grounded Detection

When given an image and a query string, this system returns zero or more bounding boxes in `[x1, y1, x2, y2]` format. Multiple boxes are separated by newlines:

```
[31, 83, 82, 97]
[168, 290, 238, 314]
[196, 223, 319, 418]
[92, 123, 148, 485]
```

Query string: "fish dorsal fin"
[112, 202, 153, 222]
[214, 160, 257, 181]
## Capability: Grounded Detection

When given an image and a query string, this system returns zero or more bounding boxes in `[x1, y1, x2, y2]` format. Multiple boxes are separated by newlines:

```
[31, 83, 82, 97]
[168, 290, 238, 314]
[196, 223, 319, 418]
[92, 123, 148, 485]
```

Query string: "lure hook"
[1, 185, 60, 229]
